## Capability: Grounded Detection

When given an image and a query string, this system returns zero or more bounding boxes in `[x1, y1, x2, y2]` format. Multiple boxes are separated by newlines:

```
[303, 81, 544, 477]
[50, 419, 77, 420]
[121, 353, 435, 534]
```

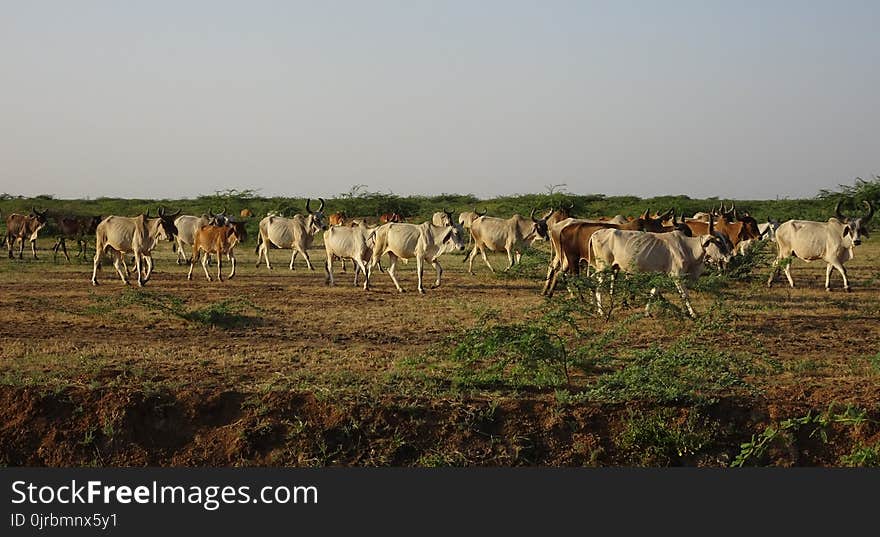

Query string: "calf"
[5, 208, 49, 259]
[188, 222, 247, 281]
[52, 215, 102, 261]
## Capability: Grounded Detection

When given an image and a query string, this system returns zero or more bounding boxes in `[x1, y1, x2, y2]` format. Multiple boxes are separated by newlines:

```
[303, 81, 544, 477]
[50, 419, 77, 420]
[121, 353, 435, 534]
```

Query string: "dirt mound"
[2, 386, 877, 467]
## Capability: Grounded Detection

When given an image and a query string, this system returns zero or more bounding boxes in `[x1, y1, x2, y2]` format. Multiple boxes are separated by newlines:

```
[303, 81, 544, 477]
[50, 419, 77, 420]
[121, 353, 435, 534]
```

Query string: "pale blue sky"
[1, 1, 878, 199]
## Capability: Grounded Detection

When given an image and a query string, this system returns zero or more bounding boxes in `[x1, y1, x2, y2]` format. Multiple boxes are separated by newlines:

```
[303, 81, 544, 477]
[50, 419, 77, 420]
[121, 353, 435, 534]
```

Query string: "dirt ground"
[1, 236, 879, 466]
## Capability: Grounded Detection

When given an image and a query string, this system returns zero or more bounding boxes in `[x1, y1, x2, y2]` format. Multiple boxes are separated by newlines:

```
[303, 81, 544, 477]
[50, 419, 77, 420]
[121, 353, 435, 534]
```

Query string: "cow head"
[736, 213, 761, 242]
[700, 214, 732, 269]
[529, 208, 552, 241]
[87, 216, 102, 234]
[228, 221, 248, 243]
[30, 207, 49, 225]
[636, 209, 666, 233]
[441, 223, 466, 252]
[156, 206, 181, 241]
[305, 198, 328, 232]
[835, 200, 874, 245]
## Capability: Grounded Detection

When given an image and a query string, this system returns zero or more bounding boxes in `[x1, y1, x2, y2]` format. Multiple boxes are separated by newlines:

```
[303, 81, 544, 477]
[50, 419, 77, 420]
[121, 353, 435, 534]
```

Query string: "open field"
[1, 235, 879, 467]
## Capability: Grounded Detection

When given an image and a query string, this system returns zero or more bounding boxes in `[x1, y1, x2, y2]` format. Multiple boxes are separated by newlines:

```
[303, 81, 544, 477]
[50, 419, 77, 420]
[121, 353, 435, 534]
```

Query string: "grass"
[615, 408, 719, 466]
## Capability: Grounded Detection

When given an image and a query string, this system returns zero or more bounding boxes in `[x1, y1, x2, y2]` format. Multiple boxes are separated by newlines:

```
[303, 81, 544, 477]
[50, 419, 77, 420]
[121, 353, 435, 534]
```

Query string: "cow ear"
[442, 229, 454, 243]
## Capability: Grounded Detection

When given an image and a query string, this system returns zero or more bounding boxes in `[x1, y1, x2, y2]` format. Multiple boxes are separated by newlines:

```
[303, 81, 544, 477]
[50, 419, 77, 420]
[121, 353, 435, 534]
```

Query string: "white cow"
[457, 208, 487, 248]
[324, 222, 375, 289]
[91, 208, 180, 286]
[256, 198, 327, 270]
[465, 210, 551, 274]
[370, 221, 465, 293]
[767, 201, 873, 291]
[588, 227, 729, 318]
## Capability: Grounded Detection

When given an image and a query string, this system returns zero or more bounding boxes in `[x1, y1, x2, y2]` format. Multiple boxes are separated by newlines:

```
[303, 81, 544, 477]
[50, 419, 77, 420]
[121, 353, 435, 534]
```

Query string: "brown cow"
[240, 208, 254, 218]
[188, 222, 247, 281]
[6, 208, 49, 259]
[52, 215, 102, 262]
[682, 211, 760, 250]
[328, 211, 347, 226]
[379, 212, 404, 224]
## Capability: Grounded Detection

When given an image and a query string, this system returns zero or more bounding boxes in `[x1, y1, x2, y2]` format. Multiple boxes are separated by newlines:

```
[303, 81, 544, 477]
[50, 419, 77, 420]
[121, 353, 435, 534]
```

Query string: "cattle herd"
[1, 198, 874, 316]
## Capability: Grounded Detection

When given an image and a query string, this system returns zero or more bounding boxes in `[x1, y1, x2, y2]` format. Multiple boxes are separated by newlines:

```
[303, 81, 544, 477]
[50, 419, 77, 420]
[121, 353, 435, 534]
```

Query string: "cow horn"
[306, 198, 313, 214]
[834, 200, 846, 220]
[145, 210, 151, 218]
[318, 198, 325, 212]
[566, 200, 574, 210]
[477, 207, 487, 216]
[530, 208, 538, 222]
[221, 206, 227, 215]
[641, 208, 650, 220]
[158, 206, 166, 217]
[542, 208, 554, 220]
[170, 208, 181, 217]
[864, 200, 874, 222]
[208, 208, 214, 217]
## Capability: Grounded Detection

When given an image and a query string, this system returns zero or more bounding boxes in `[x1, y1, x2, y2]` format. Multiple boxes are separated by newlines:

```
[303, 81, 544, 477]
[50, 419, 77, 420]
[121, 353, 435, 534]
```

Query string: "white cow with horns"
[91, 207, 180, 286]
[369, 221, 465, 293]
[255, 198, 327, 270]
[767, 201, 873, 292]
[588, 215, 730, 318]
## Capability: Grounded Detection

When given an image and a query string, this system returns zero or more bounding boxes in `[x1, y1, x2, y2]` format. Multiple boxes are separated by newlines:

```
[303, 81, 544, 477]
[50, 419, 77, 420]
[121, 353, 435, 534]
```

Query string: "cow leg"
[289, 250, 298, 270]
[325, 253, 334, 286]
[91, 248, 102, 285]
[18, 237, 25, 259]
[595, 273, 605, 316]
[675, 280, 697, 318]
[113, 252, 129, 285]
[514, 250, 522, 265]
[59, 239, 70, 262]
[302, 249, 315, 270]
[202, 251, 212, 281]
[357, 259, 370, 290]
[30, 238, 38, 259]
[645, 288, 657, 317]
[417, 256, 425, 294]
[175, 238, 185, 264]
[216, 254, 223, 282]
[831, 262, 851, 292]
[229, 254, 236, 280]
[825, 263, 834, 291]
[52, 239, 60, 261]
[340, 256, 347, 273]
[504, 248, 515, 271]
[782, 259, 795, 288]
[431, 259, 443, 289]
[259, 242, 273, 270]
[134, 254, 145, 287]
[187, 251, 197, 280]
[465, 246, 477, 274]
[386, 253, 404, 292]
[352, 259, 360, 286]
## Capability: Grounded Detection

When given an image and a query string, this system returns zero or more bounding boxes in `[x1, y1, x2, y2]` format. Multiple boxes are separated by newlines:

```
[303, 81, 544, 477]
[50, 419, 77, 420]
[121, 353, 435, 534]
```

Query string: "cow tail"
[254, 230, 262, 255]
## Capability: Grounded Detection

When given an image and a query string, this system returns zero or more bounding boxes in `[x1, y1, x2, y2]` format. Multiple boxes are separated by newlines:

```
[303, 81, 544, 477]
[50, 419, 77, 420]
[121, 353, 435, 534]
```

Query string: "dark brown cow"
[52, 215, 102, 262]
[5, 208, 49, 259]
